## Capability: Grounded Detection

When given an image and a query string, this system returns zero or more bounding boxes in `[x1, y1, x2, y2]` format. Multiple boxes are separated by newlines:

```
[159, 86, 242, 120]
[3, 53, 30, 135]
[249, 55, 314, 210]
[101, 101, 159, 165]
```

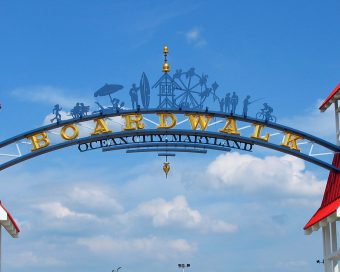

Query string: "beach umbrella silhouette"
[94, 84, 124, 102]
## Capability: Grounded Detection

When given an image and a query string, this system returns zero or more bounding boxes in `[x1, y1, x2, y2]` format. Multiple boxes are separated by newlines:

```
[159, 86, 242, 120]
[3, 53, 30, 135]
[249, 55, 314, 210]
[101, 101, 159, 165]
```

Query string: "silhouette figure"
[219, 98, 225, 112]
[231, 92, 238, 114]
[111, 98, 124, 109]
[129, 83, 139, 110]
[80, 103, 90, 116]
[71, 103, 90, 118]
[50, 104, 62, 123]
[243, 95, 251, 117]
[73, 103, 81, 118]
[256, 102, 276, 122]
[225, 93, 231, 113]
[262, 103, 273, 121]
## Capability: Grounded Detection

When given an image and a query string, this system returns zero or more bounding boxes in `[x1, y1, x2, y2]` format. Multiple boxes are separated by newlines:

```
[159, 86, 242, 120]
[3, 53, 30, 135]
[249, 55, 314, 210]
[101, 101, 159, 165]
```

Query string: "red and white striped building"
[304, 83, 340, 272]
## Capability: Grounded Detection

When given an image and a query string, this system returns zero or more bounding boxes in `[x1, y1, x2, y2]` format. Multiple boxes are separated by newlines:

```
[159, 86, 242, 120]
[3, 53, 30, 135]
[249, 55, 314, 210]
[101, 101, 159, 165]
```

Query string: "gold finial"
[162, 45, 170, 73]
[163, 162, 170, 178]
[163, 46, 168, 54]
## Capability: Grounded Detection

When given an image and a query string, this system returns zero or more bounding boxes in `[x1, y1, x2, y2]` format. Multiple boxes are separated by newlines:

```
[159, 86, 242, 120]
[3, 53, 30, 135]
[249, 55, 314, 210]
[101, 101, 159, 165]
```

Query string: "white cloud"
[281, 99, 335, 140]
[187, 28, 200, 41]
[69, 186, 123, 212]
[0, 155, 324, 272]
[35, 201, 95, 220]
[7, 250, 63, 267]
[206, 152, 325, 197]
[185, 27, 207, 47]
[276, 260, 309, 270]
[77, 235, 196, 260]
[129, 195, 237, 233]
[208, 219, 238, 233]
[278, 198, 321, 208]
[11, 86, 91, 109]
[136, 196, 202, 227]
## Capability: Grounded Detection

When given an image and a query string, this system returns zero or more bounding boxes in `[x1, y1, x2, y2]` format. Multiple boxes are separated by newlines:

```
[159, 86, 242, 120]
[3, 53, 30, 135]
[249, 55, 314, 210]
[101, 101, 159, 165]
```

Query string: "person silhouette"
[129, 83, 139, 109]
[50, 104, 62, 123]
[243, 95, 251, 117]
[79, 103, 85, 117]
[73, 103, 81, 118]
[219, 98, 225, 112]
[225, 93, 231, 113]
[80, 103, 90, 116]
[231, 92, 238, 114]
[262, 103, 273, 121]
[112, 98, 119, 109]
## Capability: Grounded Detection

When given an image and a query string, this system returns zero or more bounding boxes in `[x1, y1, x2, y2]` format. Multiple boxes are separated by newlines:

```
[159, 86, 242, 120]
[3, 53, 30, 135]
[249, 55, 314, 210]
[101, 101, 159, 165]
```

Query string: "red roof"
[0, 201, 20, 233]
[304, 153, 340, 229]
[319, 83, 340, 112]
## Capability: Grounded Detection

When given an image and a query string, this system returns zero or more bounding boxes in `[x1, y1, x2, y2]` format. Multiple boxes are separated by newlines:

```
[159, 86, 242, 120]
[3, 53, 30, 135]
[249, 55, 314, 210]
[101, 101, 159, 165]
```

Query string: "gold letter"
[124, 114, 145, 130]
[251, 123, 269, 141]
[281, 132, 304, 151]
[186, 114, 212, 131]
[61, 124, 79, 140]
[27, 132, 50, 151]
[157, 113, 177, 129]
[91, 118, 112, 135]
[219, 118, 240, 135]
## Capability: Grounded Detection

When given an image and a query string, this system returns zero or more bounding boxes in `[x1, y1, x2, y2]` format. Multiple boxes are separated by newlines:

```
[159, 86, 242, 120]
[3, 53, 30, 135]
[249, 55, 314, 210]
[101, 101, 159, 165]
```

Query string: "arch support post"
[321, 220, 340, 272]
[331, 221, 339, 272]
[322, 222, 332, 272]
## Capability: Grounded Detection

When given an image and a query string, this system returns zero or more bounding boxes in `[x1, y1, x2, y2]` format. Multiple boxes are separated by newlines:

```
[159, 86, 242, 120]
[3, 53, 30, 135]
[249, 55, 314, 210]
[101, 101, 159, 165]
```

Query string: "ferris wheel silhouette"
[172, 68, 219, 109]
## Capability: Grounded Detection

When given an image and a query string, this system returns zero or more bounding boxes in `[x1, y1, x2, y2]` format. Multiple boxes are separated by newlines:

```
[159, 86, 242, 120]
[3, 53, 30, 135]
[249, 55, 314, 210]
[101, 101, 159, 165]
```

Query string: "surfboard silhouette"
[140, 72, 150, 109]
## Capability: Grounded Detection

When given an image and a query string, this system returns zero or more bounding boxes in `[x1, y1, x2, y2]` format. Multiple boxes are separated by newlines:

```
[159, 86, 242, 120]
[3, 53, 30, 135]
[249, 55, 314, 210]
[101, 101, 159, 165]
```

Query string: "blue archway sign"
[0, 47, 338, 173]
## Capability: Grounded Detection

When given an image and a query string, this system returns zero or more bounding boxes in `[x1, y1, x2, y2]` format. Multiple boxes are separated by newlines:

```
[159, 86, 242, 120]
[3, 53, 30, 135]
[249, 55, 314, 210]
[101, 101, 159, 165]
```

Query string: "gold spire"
[162, 45, 170, 73]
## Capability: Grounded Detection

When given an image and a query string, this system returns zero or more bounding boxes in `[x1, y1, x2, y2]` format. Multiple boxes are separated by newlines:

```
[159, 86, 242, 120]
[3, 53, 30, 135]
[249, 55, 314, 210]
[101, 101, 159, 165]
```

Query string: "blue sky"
[1, 1, 340, 272]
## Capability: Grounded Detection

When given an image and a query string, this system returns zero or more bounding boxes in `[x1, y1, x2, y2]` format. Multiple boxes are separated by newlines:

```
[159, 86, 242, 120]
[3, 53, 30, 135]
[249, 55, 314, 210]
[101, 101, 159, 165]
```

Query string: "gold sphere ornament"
[162, 62, 170, 73]
[163, 162, 170, 178]
[163, 46, 169, 54]
[162, 45, 170, 73]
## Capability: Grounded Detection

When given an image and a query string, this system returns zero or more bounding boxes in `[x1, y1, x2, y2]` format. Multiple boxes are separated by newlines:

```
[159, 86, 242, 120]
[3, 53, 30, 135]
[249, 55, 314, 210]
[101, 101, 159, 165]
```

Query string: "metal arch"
[0, 128, 339, 172]
[0, 108, 339, 152]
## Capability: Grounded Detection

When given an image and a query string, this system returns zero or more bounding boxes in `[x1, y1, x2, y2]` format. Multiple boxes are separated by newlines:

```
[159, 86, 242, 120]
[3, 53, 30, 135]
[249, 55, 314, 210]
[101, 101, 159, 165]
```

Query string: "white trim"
[0, 206, 19, 238]
[0, 208, 6, 221]
[304, 228, 312, 235]
[304, 211, 340, 235]
[313, 224, 321, 231]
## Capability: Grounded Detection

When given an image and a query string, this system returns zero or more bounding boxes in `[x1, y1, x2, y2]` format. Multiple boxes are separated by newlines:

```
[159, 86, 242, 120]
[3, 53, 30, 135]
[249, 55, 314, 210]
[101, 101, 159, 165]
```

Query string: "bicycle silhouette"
[256, 109, 276, 122]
